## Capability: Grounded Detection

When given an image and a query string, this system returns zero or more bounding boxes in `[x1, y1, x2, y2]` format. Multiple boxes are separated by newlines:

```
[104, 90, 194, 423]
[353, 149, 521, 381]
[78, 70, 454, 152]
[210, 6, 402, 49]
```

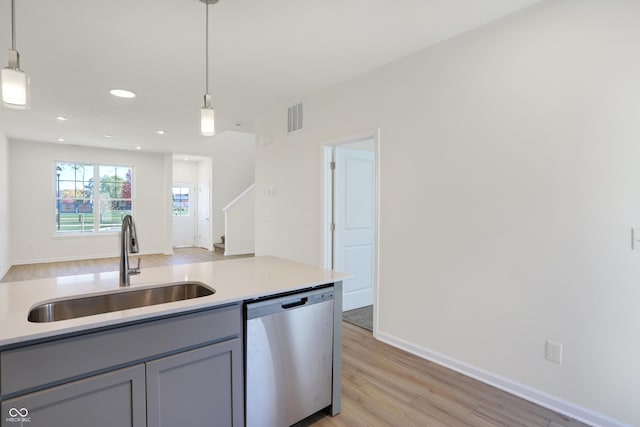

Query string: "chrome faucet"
[119, 214, 141, 286]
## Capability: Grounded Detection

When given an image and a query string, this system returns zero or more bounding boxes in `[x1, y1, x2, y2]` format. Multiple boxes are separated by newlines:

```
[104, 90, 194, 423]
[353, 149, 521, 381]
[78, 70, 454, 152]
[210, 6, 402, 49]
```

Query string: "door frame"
[197, 180, 212, 251]
[322, 129, 380, 333]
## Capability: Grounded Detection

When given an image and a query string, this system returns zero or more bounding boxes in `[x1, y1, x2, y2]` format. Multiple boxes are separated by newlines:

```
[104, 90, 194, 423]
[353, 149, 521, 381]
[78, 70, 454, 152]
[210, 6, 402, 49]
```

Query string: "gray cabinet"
[1, 304, 244, 427]
[1, 365, 146, 427]
[146, 339, 243, 427]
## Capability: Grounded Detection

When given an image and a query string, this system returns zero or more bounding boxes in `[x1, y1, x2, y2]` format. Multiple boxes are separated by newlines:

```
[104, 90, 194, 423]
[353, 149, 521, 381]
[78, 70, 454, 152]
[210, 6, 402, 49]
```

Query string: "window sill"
[52, 231, 120, 239]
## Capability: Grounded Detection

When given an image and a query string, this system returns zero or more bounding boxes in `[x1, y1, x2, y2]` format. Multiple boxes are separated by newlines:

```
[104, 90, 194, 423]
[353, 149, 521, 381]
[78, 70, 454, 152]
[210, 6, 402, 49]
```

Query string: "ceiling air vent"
[287, 102, 303, 133]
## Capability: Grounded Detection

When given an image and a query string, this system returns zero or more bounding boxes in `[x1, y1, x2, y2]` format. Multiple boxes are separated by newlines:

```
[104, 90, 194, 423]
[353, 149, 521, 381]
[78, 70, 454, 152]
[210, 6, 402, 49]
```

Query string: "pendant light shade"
[2, 0, 29, 110]
[201, 95, 215, 136]
[200, 0, 217, 136]
[1, 57, 29, 108]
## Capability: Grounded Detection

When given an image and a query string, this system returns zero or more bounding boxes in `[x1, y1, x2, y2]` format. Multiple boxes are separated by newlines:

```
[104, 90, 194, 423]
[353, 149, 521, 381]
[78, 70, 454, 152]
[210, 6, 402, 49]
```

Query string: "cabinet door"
[146, 339, 244, 427]
[1, 364, 146, 427]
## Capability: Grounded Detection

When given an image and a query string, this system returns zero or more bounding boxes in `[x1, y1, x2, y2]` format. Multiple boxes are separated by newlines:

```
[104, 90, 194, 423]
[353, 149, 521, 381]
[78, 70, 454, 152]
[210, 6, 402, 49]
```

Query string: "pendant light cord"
[205, 1, 209, 95]
[11, 0, 16, 50]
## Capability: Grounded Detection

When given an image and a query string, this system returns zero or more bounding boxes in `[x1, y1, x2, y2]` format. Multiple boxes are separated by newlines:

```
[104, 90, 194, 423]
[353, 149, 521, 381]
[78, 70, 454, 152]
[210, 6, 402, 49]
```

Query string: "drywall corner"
[0, 129, 10, 278]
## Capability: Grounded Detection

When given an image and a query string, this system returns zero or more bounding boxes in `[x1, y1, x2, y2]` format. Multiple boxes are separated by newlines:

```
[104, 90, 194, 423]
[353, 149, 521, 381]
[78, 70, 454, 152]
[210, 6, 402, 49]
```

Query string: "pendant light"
[1, 0, 29, 109]
[200, 0, 218, 136]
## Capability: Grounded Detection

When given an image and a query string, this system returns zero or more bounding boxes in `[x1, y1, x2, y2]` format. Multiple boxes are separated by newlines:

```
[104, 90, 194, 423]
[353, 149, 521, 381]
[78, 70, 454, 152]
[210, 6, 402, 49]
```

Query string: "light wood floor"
[0, 247, 252, 282]
[301, 323, 588, 427]
[2, 253, 588, 426]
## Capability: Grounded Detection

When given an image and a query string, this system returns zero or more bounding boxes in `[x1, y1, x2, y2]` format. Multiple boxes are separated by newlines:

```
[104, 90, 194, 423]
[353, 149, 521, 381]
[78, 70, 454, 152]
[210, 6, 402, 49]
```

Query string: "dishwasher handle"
[246, 287, 334, 320]
[281, 297, 308, 310]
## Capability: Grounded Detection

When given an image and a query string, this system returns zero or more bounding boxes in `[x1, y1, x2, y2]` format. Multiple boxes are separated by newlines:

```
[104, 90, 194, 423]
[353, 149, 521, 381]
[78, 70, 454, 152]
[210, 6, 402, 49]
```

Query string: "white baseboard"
[11, 251, 156, 266]
[223, 249, 254, 256]
[0, 264, 9, 281]
[374, 331, 631, 427]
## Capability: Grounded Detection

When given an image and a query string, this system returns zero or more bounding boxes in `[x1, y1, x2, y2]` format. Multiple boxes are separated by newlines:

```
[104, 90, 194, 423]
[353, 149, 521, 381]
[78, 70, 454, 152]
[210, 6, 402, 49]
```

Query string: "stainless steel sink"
[28, 281, 215, 323]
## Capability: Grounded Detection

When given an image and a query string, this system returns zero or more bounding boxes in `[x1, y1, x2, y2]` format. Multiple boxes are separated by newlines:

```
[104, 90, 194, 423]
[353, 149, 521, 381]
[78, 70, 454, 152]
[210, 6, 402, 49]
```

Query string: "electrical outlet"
[545, 340, 562, 364]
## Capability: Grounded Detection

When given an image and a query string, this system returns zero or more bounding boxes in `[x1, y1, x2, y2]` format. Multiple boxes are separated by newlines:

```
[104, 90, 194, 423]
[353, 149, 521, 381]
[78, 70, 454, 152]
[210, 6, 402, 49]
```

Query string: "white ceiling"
[0, 0, 541, 154]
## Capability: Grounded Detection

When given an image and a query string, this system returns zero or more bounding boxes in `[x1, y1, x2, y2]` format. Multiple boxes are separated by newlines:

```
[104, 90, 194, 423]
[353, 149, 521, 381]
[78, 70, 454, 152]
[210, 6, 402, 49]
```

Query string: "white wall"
[254, 0, 640, 425]
[0, 130, 10, 277]
[9, 140, 172, 263]
[223, 185, 255, 256]
[172, 160, 199, 183]
[190, 131, 256, 245]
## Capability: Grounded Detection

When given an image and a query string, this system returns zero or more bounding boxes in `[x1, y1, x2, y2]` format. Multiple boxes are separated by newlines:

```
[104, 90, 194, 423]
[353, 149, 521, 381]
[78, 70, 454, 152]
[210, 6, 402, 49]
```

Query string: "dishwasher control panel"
[245, 286, 334, 319]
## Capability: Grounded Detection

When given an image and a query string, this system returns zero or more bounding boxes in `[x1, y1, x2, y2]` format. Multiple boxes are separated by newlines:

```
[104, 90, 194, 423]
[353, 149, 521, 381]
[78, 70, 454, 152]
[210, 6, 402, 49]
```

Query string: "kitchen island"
[0, 256, 350, 427]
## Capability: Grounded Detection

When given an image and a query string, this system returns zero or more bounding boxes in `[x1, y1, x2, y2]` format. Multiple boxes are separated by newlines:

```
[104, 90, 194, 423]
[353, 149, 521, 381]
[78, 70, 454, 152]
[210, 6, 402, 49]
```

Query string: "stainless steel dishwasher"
[246, 287, 334, 427]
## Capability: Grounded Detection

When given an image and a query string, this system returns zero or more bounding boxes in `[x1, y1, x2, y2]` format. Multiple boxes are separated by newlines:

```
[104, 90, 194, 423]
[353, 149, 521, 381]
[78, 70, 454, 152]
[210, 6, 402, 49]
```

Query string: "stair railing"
[221, 184, 255, 255]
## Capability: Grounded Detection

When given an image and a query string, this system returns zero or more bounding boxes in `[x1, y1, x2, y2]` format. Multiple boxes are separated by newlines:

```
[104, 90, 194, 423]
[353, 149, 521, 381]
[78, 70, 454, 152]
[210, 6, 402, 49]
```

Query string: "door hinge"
[330, 161, 336, 170]
[330, 222, 335, 232]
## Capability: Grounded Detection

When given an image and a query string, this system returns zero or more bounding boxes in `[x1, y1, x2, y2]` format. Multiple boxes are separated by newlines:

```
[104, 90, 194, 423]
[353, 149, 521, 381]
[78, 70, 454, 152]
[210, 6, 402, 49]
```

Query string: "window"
[55, 162, 133, 234]
[172, 187, 190, 216]
[98, 165, 133, 231]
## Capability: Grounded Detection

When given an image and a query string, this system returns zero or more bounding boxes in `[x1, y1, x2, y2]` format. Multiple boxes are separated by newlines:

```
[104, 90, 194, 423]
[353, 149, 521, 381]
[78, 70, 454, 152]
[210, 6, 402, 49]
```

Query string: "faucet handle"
[129, 257, 141, 275]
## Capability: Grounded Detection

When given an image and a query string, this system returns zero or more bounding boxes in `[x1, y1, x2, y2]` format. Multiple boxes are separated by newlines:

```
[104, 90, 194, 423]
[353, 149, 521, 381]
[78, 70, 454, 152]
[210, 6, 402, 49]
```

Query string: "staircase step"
[213, 242, 225, 253]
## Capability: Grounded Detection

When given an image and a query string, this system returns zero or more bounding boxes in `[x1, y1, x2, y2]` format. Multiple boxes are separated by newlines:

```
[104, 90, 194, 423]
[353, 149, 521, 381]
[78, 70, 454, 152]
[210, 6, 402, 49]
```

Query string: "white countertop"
[0, 256, 351, 348]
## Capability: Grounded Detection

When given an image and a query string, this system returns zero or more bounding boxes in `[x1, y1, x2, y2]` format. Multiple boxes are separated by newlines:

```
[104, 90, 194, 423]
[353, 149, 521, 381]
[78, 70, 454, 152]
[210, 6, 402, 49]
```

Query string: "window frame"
[172, 186, 191, 217]
[54, 161, 135, 236]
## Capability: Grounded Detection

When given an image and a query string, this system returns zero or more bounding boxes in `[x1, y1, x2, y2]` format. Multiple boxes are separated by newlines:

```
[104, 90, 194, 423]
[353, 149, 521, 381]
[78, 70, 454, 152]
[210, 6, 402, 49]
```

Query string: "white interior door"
[334, 145, 375, 311]
[172, 183, 196, 247]
[197, 182, 211, 250]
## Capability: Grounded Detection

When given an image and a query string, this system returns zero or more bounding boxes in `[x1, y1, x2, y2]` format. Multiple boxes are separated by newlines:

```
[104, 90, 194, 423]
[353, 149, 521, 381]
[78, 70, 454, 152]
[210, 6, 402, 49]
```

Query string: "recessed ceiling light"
[103, 134, 113, 138]
[56, 116, 68, 121]
[184, 157, 189, 161]
[57, 138, 65, 142]
[156, 130, 166, 135]
[109, 89, 136, 99]
[136, 146, 142, 150]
